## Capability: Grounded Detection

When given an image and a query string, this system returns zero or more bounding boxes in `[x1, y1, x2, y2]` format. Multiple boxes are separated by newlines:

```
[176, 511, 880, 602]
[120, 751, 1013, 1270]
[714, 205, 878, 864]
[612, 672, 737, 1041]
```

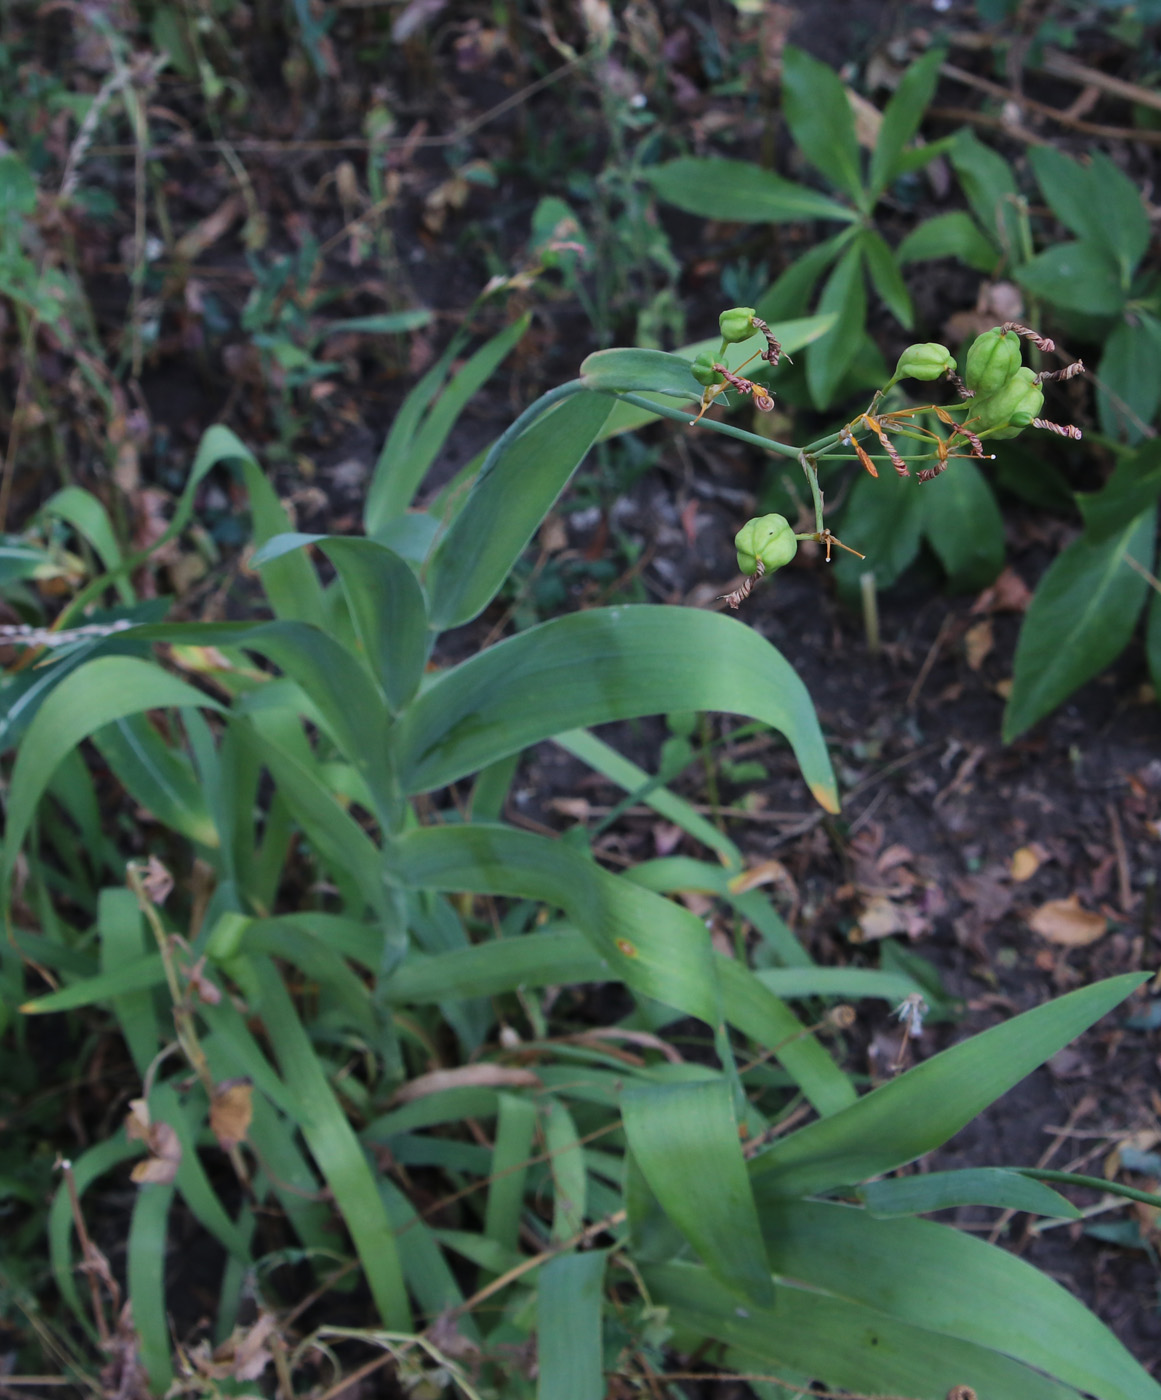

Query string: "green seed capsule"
[691, 350, 720, 387]
[735, 514, 797, 575]
[892, 342, 956, 383]
[970, 365, 1044, 439]
[719, 306, 757, 344]
[964, 327, 1022, 397]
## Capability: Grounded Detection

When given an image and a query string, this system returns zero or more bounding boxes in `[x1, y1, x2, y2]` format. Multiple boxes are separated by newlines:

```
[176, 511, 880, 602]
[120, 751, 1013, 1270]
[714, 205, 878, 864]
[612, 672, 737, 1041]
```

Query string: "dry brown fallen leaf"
[1010, 845, 1043, 882]
[964, 618, 994, 672]
[1027, 895, 1107, 947]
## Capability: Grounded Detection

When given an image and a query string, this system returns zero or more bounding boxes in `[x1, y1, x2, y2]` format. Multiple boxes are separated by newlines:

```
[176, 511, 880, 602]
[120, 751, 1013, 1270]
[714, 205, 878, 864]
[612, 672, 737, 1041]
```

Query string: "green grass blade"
[394, 607, 838, 813]
[388, 928, 604, 1002]
[623, 1080, 772, 1306]
[555, 729, 742, 869]
[93, 712, 220, 848]
[98, 889, 160, 1077]
[537, 1251, 608, 1400]
[749, 973, 1148, 1194]
[128, 1182, 176, 1393]
[393, 825, 853, 1116]
[41, 486, 133, 602]
[21, 954, 166, 1014]
[544, 1098, 586, 1242]
[249, 957, 412, 1329]
[484, 1093, 538, 1268]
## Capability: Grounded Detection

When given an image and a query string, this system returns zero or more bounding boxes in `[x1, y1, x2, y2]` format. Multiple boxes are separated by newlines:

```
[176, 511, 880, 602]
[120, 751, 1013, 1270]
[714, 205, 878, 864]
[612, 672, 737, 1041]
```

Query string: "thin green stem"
[614, 392, 802, 461]
[799, 451, 825, 536]
[475, 379, 588, 484]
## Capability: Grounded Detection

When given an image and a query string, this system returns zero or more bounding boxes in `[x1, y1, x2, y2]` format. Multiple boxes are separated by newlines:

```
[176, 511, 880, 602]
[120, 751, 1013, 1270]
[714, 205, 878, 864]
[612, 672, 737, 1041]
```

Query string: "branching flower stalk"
[686, 311, 1085, 607]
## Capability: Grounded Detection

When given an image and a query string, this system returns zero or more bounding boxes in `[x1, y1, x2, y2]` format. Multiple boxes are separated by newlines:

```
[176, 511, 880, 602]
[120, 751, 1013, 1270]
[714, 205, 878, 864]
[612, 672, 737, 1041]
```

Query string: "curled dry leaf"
[963, 619, 994, 672]
[126, 1099, 182, 1184]
[390, 1065, 543, 1106]
[1027, 894, 1107, 947]
[210, 1079, 254, 1150]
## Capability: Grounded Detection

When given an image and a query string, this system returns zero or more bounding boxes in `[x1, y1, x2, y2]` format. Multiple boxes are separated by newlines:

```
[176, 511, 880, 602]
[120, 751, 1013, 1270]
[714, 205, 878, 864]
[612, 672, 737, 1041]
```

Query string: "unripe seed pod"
[892, 342, 956, 383]
[964, 327, 1022, 397]
[691, 350, 720, 387]
[735, 514, 797, 575]
[719, 306, 757, 344]
[970, 365, 1044, 439]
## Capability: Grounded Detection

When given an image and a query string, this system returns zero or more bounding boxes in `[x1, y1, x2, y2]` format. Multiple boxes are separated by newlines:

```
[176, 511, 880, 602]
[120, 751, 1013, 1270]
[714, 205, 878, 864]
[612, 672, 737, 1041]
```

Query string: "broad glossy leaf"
[1078, 441, 1161, 541]
[949, 129, 1023, 262]
[2, 657, 221, 896]
[1096, 314, 1161, 445]
[647, 1260, 1082, 1400]
[537, 1251, 608, 1400]
[644, 157, 856, 224]
[749, 972, 1146, 1194]
[867, 48, 944, 200]
[1016, 240, 1125, 316]
[93, 713, 219, 847]
[579, 348, 701, 399]
[896, 210, 998, 271]
[393, 606, 838, 812]
[806, 242, 866, 408]
[781, 46, 864, 206]
[1028, 145, 1104, 245]
[392, 824, 854, 1115]
[426, 389, 610, 629]
[1088, 151, 1151, 276]
[858, 1167, 1078, 1218]
[920, 458, 1005, 591]
[624, 1080, 772, 1305]
[833, 461, 923, 597]
[252, 534, 428, 712]
[860, 228, 912, 328]
[1003, 508, 1156, 740]
[42, 487, 132, 601]
[758, 1200, 1159, 1400]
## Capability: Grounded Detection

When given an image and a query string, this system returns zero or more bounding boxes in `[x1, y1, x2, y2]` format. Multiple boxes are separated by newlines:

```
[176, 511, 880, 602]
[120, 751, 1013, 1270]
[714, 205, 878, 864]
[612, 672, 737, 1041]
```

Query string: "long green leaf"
[623, 1080, 772, 1305]
[807, 241, 866, 408]
[921, 457, 1005, 591]
[42, 486, 133, 602]
[2, 657, 222, 897]
[393, 606, 838, 813]
[251, 534, 428, 712]
[645, 157, 856, 224]
[749, 972, 1147, 1194]
[896, 210, 998, 271]
[857, 1167, 1079, 1219]
[646, 1260, 1082, 1400]
[867, 48, 944, 201]
[426, 388, 610, 629]
[93, 712, 220, 848]
[128, 1183, 175, 1393]
[250, 957, 412, 1329]
[1003, 508, 1155, 741]
[99, 889, 160, 1077]
[387, 928, 605, 1003]
[537, 1251, 608, 1400]
[392, 824, 853, 1116]
[781, 46, 864, 206]
[758, 1200, 1159, 1400]
[366, 315, 528, 530]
